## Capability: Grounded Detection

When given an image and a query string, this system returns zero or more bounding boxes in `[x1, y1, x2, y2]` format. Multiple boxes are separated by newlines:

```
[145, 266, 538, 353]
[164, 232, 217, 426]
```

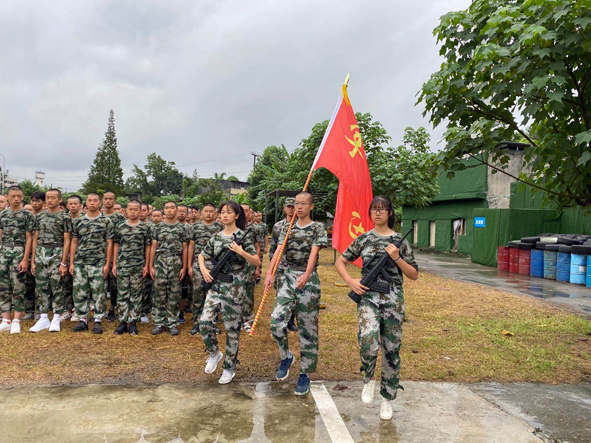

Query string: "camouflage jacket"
[201, 228, 256, 273]
[270, 218, 288, 258]
[278, 221, 327, 268]
[72, 214, 114, 265]
[0, 209, 35, 245]
[35, 211, 72, 246]
[153, 222, 187, 257]
[104, 211, 126, 229]
[190, 221, 223, 260]
[341, 230, 419, 287]
[114, 221, 152, 270]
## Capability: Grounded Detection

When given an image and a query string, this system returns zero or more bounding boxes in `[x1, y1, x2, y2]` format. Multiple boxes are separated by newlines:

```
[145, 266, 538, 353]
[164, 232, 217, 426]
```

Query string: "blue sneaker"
[276, 354, 294, 381]
[294, 373, 310, 396]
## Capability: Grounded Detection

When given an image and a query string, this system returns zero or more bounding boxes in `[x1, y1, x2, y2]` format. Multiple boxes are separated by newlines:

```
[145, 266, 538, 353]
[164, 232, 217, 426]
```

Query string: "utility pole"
[250, 152, 259, 168]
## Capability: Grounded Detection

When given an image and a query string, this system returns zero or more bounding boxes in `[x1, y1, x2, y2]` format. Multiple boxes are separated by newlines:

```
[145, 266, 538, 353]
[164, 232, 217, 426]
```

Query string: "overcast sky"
[0, 0, 470, 191]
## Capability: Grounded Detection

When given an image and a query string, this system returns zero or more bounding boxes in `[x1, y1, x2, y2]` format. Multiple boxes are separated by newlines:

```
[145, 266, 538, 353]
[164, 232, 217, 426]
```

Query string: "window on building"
[412, 220, 418, 244]
[429, 221, 436, 248]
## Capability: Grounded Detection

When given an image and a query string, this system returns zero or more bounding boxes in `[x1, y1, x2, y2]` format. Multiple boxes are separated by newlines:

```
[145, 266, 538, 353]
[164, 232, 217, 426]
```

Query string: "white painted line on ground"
[311, 383, 355, 443]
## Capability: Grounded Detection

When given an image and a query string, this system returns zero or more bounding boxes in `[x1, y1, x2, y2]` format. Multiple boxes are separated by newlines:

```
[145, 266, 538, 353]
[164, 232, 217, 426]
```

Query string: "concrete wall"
[487, 150, 530, 209]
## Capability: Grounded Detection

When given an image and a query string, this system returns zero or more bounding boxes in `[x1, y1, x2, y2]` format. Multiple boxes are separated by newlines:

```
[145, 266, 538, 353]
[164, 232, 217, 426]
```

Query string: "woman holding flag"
[335, 196, 418, 421]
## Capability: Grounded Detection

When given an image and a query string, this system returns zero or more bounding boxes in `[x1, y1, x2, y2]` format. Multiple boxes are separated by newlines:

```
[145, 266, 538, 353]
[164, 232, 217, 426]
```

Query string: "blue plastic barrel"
[587, 255, 591, 287]
[530, 249, 544, 278]
[570, 254, 587, 285]
[543, 250, 557, 280]
[556, 252, 571, 282]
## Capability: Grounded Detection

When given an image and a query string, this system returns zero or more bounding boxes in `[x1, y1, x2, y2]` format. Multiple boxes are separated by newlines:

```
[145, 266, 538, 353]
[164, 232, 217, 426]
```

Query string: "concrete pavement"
[414, 250, 591, 316]
[2, 381, 590, 442]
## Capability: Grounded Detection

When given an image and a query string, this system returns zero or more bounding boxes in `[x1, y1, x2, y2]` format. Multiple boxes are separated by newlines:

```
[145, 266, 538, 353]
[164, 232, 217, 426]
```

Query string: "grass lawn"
[0, 248, 589, 388]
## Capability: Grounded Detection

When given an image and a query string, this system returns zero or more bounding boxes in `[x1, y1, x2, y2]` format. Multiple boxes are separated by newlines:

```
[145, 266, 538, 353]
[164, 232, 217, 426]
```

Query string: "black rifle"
[348, 227, 414, 303]
[201, 227, 252, 290]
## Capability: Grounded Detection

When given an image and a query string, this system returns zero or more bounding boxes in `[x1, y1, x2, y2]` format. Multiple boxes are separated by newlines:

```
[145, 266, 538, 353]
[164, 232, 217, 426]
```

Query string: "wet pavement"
[3, 380, 590, 442]
[415, 251, 591, 316]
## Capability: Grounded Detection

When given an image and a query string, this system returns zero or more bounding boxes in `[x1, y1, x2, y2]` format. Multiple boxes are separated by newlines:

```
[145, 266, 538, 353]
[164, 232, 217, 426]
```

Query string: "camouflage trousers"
[25, 268, 36, 314]
[107, 270, 118, 310]
[270, 268, 321, 374]
[34, 246, 65, 314]
[152, 255, 182, 328]
[141, 277, 153, 315]
[64, 273, 74, 311]
[181, 274, 192, 304]
[199, 272, 247, 370]
[357, 286, 405, 400]
[0, 246, 27, 313]
[243, 264, 256, 323]
[191, 263, 210, 325]
[273, 267, 285, 291]
[117, 268, 143, 322]
[73, 262, 107, 320]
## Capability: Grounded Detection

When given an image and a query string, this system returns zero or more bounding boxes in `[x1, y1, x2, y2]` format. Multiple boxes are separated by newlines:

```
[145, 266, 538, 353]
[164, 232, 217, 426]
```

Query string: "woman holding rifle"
[198, 201, 260, 385]
[335, 196, 418, 421]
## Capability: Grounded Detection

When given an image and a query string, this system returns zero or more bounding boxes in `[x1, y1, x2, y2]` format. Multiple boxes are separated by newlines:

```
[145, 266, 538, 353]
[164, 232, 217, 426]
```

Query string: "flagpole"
[249, 74, 350, 337]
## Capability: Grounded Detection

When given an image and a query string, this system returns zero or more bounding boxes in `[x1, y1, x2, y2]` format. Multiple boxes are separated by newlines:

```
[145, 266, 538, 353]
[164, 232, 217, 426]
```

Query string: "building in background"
[34, 171, 45, 187]
[220, 179, 249, 199]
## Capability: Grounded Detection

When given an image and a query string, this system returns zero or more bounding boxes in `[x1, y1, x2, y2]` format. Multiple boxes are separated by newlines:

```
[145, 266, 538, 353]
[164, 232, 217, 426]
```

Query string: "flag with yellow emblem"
[311, 76, 373, 266]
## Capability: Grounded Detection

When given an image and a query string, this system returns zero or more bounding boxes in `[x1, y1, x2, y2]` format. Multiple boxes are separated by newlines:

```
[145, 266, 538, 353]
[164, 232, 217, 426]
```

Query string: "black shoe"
[92, 322, 103, 334]
[107, 309, 116, 322]
[128, 320, 138, 335]
[190, 324, 200, 335]
[151, 325, 165, 335]
[169, 327, 180, 336]
[184, 305, 192, 313]
[179, 312, 185, 323]
[72, 321, 89, 332]
[113, 322, 128, 335]
[287, 313, 297, 332]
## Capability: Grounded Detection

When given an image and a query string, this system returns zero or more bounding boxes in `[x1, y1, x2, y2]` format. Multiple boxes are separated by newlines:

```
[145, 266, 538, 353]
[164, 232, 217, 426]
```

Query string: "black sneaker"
[92, 322, 103, 334]
[113, 322, 127, 335]
[128, 320, 138, 335]
[190, 324, 200, 335]
[179, 312, 185, 323]
[72, 321, 89, 332]
[107, 309, 116, 322]
[169, 327, 180, 336]
[151, 325, 165, 335]
[295, 373, 310, 396]
[184, 305, 192, 313]
[287, 313, 297, 332]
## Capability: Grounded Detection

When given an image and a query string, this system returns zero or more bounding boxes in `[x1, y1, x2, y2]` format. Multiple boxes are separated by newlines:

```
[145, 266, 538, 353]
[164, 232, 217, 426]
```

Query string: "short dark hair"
[7, 185, 23, 195]
[164, 200, 178, 208]
[202, 203, 216, 210]
[67, 194, 83, 204]
[178, 204, 188, 210]
[140, 202, 149, 210]
[59, 201, 66, 208]
[297, 192, 314, 204]
[46, 188, 62, 199]
[127, 199, 141, 207]
[103, 191, 115, 198]
[87, 192, 101, 200]
[31, 191, 46, 201]
[152, 209, 163, 215]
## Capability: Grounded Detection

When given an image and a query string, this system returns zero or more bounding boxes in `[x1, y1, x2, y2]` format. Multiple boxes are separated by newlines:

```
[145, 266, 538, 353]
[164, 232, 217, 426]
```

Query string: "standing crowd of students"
[0, 186, 418, 420]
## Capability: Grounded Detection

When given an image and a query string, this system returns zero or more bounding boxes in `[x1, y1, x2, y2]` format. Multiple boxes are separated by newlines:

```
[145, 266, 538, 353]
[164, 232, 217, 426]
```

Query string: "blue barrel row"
[529, 246, 590, 287]
[557, 251, 570, 282]
[530, 250, 544, 278]
[570, 254, 587, 286]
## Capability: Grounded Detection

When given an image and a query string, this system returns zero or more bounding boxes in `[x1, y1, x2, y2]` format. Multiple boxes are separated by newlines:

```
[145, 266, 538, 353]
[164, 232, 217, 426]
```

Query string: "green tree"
[227, 175, 239, 181]
[196, 178, 225, 207]
[125, 153, 185, 200]
[18, 179, 43, 204]
[82, 110, 125, 196]
[418, 0, 591, 207]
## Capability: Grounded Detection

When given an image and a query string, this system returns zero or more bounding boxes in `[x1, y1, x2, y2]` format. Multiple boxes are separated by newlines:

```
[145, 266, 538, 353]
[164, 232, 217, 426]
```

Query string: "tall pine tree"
[82, 110, 125, 196]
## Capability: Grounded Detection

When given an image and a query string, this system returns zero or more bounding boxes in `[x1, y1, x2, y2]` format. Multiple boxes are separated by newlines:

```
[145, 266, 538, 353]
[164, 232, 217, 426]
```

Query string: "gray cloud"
[0, 0, 470, 191]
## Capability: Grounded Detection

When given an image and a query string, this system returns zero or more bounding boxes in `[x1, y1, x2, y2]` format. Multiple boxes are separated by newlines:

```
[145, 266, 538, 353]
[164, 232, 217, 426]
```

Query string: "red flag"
[311, 78, 373, 266]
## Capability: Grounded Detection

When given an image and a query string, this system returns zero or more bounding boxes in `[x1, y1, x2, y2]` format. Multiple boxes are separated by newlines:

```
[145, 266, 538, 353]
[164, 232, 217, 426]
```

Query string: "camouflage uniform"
[270, 218, 289, 291]
[105, 212, 125, 311]
[114, 221, 151, 322]
[152, 222, 187, 328]
[189, 221, 223, 324]
[34, 211, 72, 314]
[71, 215, 114, 320]
[140, 220, 156, 316]
[63, 213, 82, 312]
[243, 224, 263, 324]
[270, 221, 327, 374]
[0, 210, 35, 313]
[199, 229, 256, 370]
[342, 230, 418, 400]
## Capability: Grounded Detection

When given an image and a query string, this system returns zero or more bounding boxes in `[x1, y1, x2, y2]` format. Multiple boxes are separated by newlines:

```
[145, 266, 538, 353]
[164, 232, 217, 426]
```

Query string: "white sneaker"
[362, 380, 376, 404]
[49, 316, 61, 332]
[242, 322, 252, 332]
[204, 351, 223, 374]
[0, 319, 11, 332]
[380, 397, 393, 421]
[70, 313, 80, 322]
[30, 316, 51, 333]
[10, 320, 21, 334]
[60, 311, 72, 322]
[218, 369, 235, 385]
[140, 315, 150, 324]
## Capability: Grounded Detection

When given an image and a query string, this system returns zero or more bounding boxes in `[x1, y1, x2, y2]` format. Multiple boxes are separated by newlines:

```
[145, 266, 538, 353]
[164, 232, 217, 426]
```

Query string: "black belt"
[288, 265, 309, 272]
[38, 244, 63, 248]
